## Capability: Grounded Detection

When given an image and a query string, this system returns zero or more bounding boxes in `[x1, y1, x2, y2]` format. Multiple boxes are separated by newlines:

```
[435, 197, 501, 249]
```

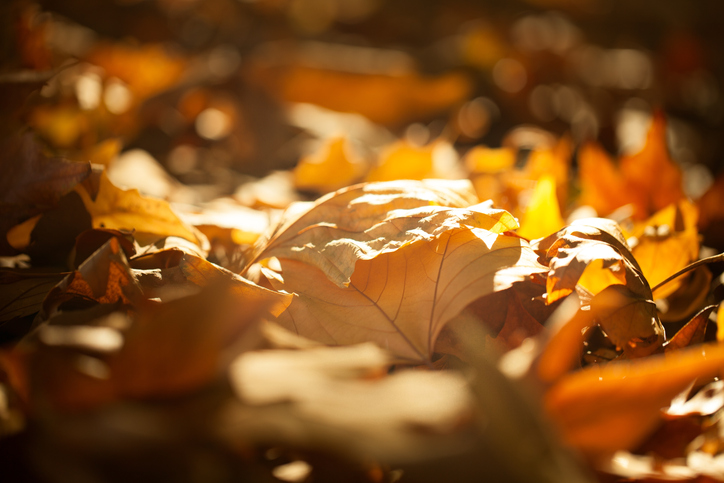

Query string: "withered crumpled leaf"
[535, 217, 651, 304]
[74, 170, 208, 250]
[39, 237, 143, 322]
[249, 179, 483, 286]
[251, 179, 547, 363]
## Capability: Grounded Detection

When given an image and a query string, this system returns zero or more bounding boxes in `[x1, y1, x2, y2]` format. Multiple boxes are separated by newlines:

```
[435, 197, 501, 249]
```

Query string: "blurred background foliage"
[2, 0, 723, 190]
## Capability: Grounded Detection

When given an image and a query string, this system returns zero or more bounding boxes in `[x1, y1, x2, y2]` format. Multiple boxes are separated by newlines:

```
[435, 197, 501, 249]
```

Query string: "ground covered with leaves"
[3, 1, 724, 482]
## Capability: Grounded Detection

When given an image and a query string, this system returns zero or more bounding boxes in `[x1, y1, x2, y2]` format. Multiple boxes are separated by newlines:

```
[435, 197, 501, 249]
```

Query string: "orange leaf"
[619, 112, 685, 218]
[294, 137, 367, 193]
[630, 200, 700, 299]
[545, 343, 724, 458]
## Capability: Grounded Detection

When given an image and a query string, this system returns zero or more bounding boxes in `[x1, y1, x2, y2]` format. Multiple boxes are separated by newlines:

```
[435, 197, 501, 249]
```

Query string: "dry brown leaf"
[39, 237, 143, 321]
[0, 270, 64, 324]
[248, 179, 480, 287]
[0, 133, 91, 255]
[535, 218, 650, 304]
[179, 253, 291, 315]
[264, 223, 545, 363]
[74, 170, 207, 249]
[664, 305, 715, 352]
[590, 285, 664, 358]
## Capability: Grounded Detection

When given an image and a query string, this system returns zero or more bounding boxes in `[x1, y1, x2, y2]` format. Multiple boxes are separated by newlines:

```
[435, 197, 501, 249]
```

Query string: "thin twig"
[651, 252, 724, 294]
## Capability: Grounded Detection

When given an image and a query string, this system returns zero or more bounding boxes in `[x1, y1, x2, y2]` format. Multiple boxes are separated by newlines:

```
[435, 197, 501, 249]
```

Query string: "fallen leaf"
[666, 379, 724, 418]
[74, 170, 207, 249]
[179, 253, 291, 315]
[577, 142, 629, 217]
[619, 112, 685, 218]
[590, 284, 664, 359]
[72, 228, 137, 269]
[0, 133, 91, 255]
[465, 146, 516, 174]
[248, 179, 480, 287]
[294, 137, 367, 193]
[39, 237, 143, 322]
[545, 342, 724, 458]
[0, 270, 64, 326]
[658, 266, 711, 323]
[264, 223, 545, 363]
[517, 175, 565, 241]
[578, 113, 685, 220]
[250, 55, 472, 125]
[629, 200, 699, 299]
[535, 218, 650, 304]
[84, 42, 186, 102]
[664, 305, 715, 352]
[365, 139, 459, 183]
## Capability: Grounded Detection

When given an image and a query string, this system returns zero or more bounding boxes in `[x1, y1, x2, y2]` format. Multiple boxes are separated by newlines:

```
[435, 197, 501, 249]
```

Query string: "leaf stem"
[651, 252, 724, 294]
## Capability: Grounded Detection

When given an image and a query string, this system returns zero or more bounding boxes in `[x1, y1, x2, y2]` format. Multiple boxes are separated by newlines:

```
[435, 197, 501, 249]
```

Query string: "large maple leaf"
[251, 179, 547, 363]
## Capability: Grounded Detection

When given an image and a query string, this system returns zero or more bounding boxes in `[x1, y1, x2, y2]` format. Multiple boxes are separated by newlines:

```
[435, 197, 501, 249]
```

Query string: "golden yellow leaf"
[74, 171, 207, 248]
[517, 175, 565, 241]
[366, 140, 435, 182]
[294, 137, 367, 193]
[718, 305, 724, 343]
[630, 200, 699, 299]
[365, 139, 459, 183]
[464, 146, 516, 174]
[248, 179, 481, 286]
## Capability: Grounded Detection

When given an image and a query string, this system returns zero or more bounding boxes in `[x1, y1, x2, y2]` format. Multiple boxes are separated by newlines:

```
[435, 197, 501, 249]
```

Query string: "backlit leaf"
[248, 179, 481, 287]
[535, 218, 650, 304]
[517, 175, 565, 241]
[74, 170, 207, 249]
[629, 200, 699, 299]
[265, 223, 546, 363]
[294, 137, 367, 193]
[544, 342, 724, 458]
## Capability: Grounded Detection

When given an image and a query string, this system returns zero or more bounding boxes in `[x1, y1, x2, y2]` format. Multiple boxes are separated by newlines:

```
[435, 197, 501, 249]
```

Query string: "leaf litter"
[2, 3, 724, 482]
